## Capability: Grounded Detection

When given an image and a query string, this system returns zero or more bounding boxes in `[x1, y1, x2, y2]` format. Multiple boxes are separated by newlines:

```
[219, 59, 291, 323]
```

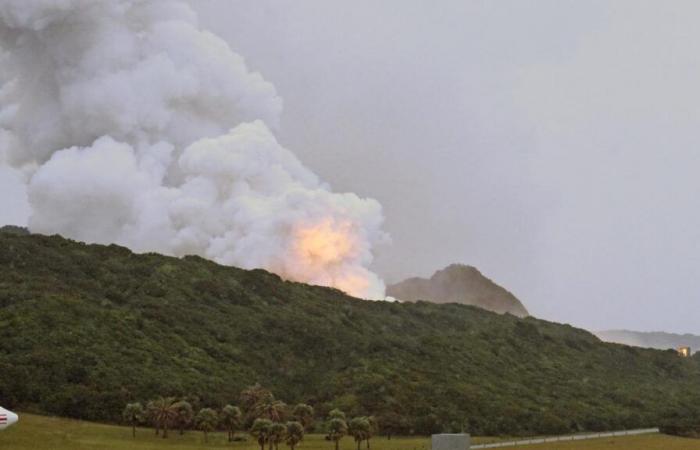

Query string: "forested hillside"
[1, 231, 700, 435]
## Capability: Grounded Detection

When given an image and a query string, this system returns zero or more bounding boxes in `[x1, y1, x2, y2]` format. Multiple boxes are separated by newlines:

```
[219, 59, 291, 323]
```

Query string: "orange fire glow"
[331, 270, 371, 299]
[284, 218, 371, 297]
[293, 218, 357, 267]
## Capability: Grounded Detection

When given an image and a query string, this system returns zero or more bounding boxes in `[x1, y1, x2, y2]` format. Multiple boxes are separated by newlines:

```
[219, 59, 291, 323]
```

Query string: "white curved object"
[0, 407, 18, 430]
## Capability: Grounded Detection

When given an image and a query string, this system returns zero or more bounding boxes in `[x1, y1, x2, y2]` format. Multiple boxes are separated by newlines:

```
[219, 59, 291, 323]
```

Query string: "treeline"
[122, 384, 377, 449]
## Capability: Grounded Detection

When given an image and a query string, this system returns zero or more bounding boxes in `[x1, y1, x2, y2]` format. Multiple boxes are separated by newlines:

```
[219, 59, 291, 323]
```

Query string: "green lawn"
[1, 414, 700, 450]
[0, 414, 429, 450]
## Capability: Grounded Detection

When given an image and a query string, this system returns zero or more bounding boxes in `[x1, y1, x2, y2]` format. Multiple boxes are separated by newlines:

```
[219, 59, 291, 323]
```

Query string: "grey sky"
[0, 167, 29, 226]
[191, 0, 700, 334]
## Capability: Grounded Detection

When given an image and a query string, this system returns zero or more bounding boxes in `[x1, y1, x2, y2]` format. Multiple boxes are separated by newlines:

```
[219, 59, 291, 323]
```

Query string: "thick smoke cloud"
[0, 0, 386, 298]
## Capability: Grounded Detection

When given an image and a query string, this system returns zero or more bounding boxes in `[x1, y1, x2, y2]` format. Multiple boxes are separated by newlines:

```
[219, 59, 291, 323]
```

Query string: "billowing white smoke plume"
[0, 0, 386, 298]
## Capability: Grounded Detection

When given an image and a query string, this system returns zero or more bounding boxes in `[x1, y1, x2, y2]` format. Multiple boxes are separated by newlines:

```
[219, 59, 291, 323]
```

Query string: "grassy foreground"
[2, 415, 700, 450]
[496, 434, 700, 449]
[0, 414, 431, 450]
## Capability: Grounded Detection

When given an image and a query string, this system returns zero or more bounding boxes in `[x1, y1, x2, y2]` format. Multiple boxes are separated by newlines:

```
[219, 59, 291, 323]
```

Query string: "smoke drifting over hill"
[0, 1, 386, 298]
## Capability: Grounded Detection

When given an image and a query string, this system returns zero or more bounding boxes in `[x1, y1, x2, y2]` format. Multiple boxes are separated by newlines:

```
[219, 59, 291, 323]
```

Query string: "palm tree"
[241, 384, 272, 411]
[328, 409, 346, 421]
[122, 402, 144, 438]
[366, 416, 378, 449]
[292, 404, 314, 432]
[285, 421, 304, 450]
[327, 418, 348, 450]
[148, 397, 178, 438]
[269, 422, 287, 450]
[250, 418, 273, 450]
[146, 401, 159, 436]
[221, 404, 242, 441]
[348, 417, 370, 450]
[376, 411, 404, 441]
[195, 408, 219, 443]
[251, 393, 287, 422]
[173, 400, 194, 435]
[241, 384, 275, 427]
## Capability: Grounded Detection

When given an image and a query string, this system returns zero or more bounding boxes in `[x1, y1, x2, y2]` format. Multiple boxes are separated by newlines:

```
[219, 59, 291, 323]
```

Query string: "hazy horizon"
[2, 1, 699, 335]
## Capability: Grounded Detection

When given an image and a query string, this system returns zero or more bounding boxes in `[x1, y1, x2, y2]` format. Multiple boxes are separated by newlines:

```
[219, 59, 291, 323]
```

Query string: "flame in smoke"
[332, 272, 373, 300]
[271, 218, 374, 298]
[294, 218, 356, 267]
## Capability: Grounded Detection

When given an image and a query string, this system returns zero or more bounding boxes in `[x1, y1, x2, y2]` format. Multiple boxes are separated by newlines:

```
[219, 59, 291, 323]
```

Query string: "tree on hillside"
[122, 402, 144, 438]
[348, 417, 370, 450]
[292, 403, 315, 432]
[195, 408, 219, 443]
[376, 410, 406, 440]
[221, 404, 242, 441]
[250, 418, 273, 450]
[285, 421, 304, 450]
[147, 397, 178, 438]
[327, 417, 348, 450]
[173, 400, 194, 435]
[251, 393, 287, 422]
[269, 422, 287, 450]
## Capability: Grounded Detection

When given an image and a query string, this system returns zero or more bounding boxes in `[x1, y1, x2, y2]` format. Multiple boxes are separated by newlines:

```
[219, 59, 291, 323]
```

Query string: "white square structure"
[431, 433, 470, 450]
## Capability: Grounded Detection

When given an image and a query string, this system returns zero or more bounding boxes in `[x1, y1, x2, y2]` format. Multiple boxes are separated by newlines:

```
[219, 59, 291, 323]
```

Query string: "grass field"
[1, 414, 700, 450]
[0, 414, 431, 450]
[494, 434, 700, 449]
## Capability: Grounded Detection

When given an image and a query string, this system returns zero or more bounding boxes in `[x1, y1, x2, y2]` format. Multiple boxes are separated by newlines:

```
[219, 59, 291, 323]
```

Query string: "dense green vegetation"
[2, 231, 700, 436]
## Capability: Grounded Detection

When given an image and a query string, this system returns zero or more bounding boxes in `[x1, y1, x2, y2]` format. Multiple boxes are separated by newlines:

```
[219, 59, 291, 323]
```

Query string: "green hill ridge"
[1, 231, 700, 435]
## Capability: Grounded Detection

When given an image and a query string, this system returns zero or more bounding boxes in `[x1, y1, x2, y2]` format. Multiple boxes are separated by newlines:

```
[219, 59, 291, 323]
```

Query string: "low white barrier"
[471, 428, 659, 448]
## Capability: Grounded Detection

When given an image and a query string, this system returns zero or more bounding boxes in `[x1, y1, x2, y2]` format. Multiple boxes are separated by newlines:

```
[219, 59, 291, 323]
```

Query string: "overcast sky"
[187, 0, 700, 334]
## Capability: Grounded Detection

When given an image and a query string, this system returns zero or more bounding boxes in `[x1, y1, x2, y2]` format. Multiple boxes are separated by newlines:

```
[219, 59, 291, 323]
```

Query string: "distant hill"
[596, 330, 700, 354]
[387, 264, 529, 317]
[2, 231, 700, 435]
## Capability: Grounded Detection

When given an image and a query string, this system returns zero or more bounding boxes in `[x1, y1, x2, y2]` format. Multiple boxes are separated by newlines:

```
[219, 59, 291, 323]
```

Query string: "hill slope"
[597, 330, 700, 354]
[387, 264, 529, 317]
[2, 232, 700, 435]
